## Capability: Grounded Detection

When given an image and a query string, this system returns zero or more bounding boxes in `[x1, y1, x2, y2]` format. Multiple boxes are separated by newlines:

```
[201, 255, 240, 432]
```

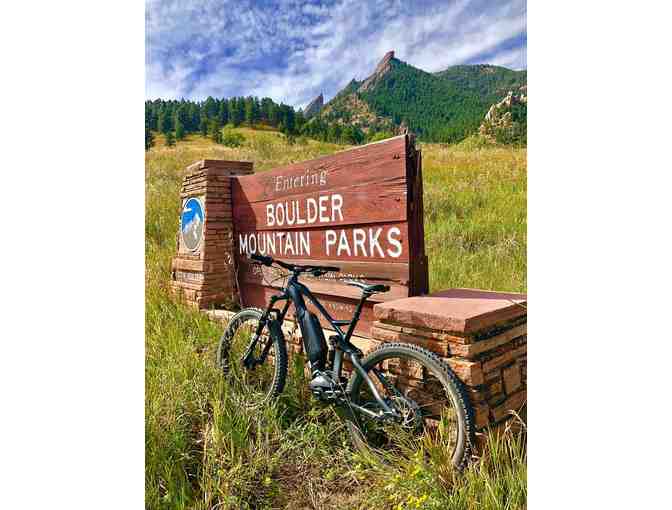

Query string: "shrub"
[368, 130, 394, 142]
[221, 128, 245, 147]
[165, 131, 176, 147]
[456, 134, 493, 150]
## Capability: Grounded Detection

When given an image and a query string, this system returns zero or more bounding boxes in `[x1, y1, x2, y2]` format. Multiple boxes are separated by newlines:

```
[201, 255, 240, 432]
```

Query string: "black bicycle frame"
[244, 270, 397, 419]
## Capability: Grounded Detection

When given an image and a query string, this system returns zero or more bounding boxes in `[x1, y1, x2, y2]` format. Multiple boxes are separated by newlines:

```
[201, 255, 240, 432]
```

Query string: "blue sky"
[146, 0, 526, 109]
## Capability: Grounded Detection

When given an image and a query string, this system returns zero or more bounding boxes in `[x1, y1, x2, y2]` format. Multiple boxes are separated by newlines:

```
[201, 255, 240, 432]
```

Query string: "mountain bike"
[217, 253, 474, 468]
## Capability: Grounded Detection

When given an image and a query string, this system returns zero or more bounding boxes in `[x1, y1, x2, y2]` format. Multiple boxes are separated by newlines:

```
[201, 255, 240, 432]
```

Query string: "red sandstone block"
[490, 390, 526, 422]
[370, 326, 450, 356]
[487, 392, 506, 408]
[186, 159, 254, 174]
[468, 387, 487, 404]
[473, 402, 490, 429]
[373, 288, 526, 335]
[487, 380, 503, 399]
[503, 361, 522, 395]
[372, 320, 471, 344]
[481, 338, 526, 372]
[442, 357, 484, 386]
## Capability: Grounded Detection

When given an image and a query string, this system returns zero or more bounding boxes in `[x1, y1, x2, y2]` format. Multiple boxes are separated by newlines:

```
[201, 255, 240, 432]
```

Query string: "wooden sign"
[231, 135, 428, 335]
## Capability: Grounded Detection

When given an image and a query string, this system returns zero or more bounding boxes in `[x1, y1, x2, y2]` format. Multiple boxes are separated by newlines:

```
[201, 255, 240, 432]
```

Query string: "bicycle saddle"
[343, 279, 390, 294]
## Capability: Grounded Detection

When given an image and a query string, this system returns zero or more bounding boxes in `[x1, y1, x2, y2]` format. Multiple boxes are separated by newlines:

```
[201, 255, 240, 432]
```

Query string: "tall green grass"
[146, 130, 527, 509]
[422, 143, 527, 293]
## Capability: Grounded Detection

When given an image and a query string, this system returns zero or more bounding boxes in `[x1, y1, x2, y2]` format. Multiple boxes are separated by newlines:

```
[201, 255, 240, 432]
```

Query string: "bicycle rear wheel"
[216, 307, 288, 408]
[345, 343, 474, 470]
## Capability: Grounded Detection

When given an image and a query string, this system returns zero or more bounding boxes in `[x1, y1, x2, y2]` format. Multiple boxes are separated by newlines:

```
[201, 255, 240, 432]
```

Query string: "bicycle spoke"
[348, 352, 461, 460]
[221, 315, 278, 408]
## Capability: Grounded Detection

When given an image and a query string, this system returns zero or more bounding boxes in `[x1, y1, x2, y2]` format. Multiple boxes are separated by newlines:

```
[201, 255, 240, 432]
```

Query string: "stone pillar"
[171, 159, 253, 308]
[371, 288, 527, 432]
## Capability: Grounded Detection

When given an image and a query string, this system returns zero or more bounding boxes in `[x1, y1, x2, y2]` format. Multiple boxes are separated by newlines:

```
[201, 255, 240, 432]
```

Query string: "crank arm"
[341, 401, 403, 423]
[344, 402, 385, 421]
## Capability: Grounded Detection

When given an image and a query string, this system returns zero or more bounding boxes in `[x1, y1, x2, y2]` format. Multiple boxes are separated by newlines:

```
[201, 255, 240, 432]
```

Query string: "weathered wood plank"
[231, 136, 407, 204]
[257, 258, 411, 284]
[235, 222, 410, 262]
[237, 259, 409, 303]
[233, 179, 407, 231]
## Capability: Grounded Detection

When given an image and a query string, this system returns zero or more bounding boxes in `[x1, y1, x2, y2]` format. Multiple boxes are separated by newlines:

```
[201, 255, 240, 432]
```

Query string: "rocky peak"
[303, 93, 324, 118]
[359, 51, 396, 92]
[479, 90, 527, 142]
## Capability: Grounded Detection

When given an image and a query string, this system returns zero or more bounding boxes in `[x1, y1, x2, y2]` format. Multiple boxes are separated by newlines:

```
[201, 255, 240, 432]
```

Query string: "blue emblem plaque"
[180, 197, 204, 251]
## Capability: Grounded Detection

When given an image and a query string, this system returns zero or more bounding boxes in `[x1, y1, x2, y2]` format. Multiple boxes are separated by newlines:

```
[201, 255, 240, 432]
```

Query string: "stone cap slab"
[186, 159, 254, 174]
[373, 288, 527, 335]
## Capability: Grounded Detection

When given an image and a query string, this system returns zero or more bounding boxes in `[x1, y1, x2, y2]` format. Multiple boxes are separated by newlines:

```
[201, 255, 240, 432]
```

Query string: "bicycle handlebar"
[249, 253, 340, 275]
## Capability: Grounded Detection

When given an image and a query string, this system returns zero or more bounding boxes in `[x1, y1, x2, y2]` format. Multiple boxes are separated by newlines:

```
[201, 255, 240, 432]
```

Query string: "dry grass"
[421, 141, 527, 293]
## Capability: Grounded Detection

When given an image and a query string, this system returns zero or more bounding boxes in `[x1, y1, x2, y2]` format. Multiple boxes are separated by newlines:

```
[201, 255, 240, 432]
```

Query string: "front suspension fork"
[242, 308, 286, 369]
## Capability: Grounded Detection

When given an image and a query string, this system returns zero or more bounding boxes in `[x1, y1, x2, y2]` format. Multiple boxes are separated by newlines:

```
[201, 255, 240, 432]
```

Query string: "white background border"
[1, 1, 672, 508]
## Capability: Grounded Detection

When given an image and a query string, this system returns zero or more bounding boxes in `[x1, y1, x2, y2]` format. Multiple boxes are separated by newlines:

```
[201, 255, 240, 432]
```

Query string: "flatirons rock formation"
[479, 88, 527, 142]
[360, 50, 396, 92]
[309, 50, 527, 143]
[303, 93, 324, 118]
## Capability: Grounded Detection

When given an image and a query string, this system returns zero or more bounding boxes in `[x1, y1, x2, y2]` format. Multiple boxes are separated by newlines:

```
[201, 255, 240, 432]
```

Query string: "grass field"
[146, 128, 527, 509]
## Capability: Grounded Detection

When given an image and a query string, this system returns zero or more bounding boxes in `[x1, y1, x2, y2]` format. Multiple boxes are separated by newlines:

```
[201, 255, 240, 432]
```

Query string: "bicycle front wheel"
[216, 307, 288, 408]
[345, 342, 475, 470]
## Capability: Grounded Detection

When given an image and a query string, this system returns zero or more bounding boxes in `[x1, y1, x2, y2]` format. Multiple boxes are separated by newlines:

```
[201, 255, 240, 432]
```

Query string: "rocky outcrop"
[303, 93, 324, 119]
[479, 89, 527, 142]
[359, 51, 396, 92]
[319, 92, 395, 134]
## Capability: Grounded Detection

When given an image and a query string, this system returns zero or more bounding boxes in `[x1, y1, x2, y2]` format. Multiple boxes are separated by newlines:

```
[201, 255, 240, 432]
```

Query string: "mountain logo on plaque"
[180, 197, 204, 252]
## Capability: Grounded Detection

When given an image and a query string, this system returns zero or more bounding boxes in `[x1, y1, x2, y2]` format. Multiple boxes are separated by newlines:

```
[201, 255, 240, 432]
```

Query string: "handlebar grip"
[250, 253, 273, 266]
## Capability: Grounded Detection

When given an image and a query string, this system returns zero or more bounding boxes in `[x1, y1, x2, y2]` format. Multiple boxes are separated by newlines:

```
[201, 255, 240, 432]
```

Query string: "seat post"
[345, 291, 370, 342]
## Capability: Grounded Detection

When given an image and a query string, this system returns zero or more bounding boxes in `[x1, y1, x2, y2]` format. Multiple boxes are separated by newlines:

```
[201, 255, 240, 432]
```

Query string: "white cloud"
[146, 0, 527, 107]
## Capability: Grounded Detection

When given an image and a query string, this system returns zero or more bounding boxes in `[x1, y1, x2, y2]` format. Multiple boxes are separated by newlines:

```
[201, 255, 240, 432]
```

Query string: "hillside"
[312, 51, 527, 143]
[145, 56, 526, 150]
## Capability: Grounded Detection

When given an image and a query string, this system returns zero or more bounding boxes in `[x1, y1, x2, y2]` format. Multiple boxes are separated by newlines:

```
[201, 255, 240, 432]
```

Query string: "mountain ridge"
[312, 52, 526, 143]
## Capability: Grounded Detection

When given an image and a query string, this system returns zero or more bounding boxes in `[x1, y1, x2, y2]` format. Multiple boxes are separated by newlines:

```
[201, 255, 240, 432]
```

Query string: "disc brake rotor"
[389, 395, 423, 430]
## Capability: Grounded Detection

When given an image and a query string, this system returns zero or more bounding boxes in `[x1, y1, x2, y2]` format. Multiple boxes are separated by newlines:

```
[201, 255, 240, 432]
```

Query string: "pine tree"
[266, 100, 278, 127]
[145, 123, 154, 151]
[175, 118, 185, 140]
[159, 110, 172, 134]
[218, 99, 229, 126]
[228, 99, 237, 126]
[243, 96, 260, 127]
[199, 115, 208, 137]
[174, 105, 189, 136]
[166, 131, 176, 147]
[295, 110, 306, 133]
[209, 119, 222, 143]
[235, 98, 245, 126]
[244, 97, 254, 126]
[203, 96, 218, 120]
